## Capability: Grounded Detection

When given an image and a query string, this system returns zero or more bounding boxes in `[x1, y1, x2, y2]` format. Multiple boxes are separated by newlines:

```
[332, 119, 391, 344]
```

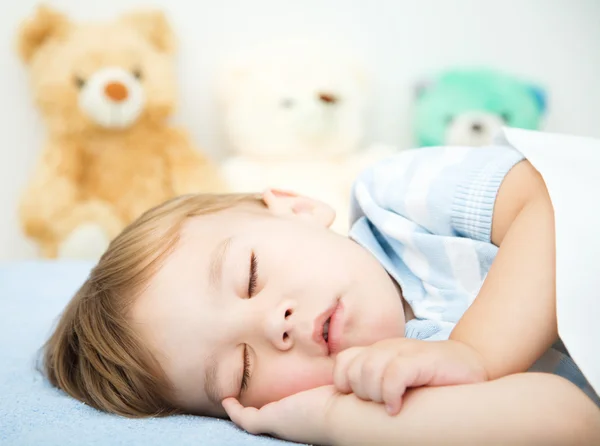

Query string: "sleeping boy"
[42, 128, 600, 445]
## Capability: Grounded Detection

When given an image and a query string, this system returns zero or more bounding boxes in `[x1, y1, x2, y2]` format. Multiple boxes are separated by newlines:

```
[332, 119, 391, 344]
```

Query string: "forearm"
[450, 162, 558, 379]
[329, 373, 600, 446]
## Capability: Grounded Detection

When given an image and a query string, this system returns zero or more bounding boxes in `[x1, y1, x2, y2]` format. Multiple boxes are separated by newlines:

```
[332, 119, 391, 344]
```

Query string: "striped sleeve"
[350, 144, 525, 242]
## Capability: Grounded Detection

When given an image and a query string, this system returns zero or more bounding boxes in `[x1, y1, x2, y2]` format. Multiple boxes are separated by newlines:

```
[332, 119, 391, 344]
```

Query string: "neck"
[402, 294, 415, 322]
[390, 274, 414, 322]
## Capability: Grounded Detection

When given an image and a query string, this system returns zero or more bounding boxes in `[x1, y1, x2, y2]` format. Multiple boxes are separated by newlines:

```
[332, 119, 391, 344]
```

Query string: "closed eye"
[248, 252, 258, 297]
[240, 345, 251, 393]
[240, 253, 257, 394]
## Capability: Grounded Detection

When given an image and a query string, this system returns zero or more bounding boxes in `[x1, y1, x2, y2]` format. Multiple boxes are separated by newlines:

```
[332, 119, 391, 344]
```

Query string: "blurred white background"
[1, 0, 599, 260]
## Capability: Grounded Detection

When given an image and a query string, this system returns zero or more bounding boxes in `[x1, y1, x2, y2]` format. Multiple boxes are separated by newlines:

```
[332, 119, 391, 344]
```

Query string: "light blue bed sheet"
[0, 260, 301, 446]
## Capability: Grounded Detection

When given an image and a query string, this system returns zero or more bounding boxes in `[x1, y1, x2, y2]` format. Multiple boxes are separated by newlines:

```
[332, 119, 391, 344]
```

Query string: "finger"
[222, 398, 263, 435]
[346, 351, 370, 400]
[333, 347, 364, 393]
[382, 356, 433, 416]
[362, 353, 396, 404]
[381, 358, 412, 416]
[221, 397, 243, 421]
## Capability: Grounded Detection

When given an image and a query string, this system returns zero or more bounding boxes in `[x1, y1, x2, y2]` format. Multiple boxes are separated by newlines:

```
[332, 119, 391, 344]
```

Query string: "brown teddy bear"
[16, 5, 225, 259]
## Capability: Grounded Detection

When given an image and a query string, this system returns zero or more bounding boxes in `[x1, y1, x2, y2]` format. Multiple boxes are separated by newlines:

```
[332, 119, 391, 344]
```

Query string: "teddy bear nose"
[104, 81, 129, 102]
[471, 122, 483, 133]
[318, 92, 338, 104]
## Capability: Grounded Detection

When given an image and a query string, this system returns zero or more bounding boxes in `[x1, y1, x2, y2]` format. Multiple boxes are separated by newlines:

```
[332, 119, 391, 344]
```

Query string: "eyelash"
[241, 252, 258, 393]
[241, 346, 251, 392]
[248, 252, 258, 297]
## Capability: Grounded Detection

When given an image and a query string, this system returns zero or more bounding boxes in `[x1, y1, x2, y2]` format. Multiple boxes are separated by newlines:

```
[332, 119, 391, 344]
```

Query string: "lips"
[327, 301, 344, 355]
[313, 298, 343, 355]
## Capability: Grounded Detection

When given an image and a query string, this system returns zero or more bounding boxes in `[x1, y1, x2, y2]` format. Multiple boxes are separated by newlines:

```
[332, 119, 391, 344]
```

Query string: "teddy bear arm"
[18, 142, 83, 243]
[57, 200, 124, 239]
[19, 141, 126, 257]
[23, 195, 125, 259]
[164, 132, 227, 195]
[50, 199, 125, 260]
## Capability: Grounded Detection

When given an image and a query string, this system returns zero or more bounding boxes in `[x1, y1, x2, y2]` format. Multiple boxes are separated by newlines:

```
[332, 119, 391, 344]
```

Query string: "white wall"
[2, 0, 599, 260]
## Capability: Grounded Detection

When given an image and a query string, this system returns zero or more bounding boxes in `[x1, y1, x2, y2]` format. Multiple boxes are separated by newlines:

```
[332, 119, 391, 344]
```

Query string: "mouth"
[323, 318, 331, 343]
[313, 298, 344, 356]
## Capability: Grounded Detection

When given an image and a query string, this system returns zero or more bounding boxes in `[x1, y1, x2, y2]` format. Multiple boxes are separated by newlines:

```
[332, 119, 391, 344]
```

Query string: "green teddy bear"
[414, 68, 547, 147]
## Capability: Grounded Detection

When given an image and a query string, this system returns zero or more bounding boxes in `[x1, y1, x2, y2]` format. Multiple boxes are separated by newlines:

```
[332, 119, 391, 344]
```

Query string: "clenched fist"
[333, 338, 487, 415]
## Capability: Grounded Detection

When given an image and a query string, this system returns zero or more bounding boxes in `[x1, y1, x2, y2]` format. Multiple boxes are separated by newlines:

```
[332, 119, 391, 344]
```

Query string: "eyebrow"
[204, 353, 242, 406]
[209, 236, 233, 291]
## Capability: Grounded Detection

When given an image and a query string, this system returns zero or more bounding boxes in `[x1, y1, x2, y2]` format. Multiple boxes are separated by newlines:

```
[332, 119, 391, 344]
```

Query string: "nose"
[471, 122, 483, 133]
[318, 92, 338, 105]
[104, 81, 128, 102]
[264, 300, 295, 351]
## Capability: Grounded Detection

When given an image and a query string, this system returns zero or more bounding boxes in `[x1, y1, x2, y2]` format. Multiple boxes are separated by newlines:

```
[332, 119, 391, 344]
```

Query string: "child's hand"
[333, 338, 487, 416]
[222, 385, 341, 445]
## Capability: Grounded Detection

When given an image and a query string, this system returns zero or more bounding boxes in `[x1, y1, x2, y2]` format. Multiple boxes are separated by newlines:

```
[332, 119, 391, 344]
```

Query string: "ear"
[346, 55, 370, 91]
[120, 9, 175, 53]
[262, 189, 336, 228]
[216, 60, 250, 105]
[529, 85, 548, 114]
[353, 63, 372, 95]
[414, 77, 435, 99]
[16, 5, 70, 64]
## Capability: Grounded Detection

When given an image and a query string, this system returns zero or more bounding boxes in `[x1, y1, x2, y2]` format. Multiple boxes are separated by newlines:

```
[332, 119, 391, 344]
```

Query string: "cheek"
[345, 289, 405, 347]
[246, 358, 333, 408]
[363, 316, 404, 344]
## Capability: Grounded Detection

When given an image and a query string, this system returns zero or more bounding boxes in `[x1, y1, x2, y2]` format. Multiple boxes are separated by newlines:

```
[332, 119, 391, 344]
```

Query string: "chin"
[343, 278, 405, 348]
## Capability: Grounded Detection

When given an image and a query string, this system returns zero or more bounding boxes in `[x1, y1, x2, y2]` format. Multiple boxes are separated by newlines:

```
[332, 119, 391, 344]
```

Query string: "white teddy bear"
[217, 39, 394, 233]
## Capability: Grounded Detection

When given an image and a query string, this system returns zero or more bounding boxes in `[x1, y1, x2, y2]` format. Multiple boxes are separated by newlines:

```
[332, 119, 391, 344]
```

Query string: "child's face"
[131, 191, 406, 417]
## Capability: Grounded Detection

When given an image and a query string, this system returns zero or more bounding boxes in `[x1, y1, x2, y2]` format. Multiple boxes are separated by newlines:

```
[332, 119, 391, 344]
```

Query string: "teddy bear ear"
[120, 9, 175, 53]
[349, 59, 370, 91]
[529, 85, 548, 114]
[215, 57, 251, 105]
[414, 78, 436, 99]
[16, 4, 70, 64]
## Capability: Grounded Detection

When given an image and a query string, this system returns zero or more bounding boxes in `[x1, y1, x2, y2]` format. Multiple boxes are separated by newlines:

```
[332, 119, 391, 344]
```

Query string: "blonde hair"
[41, 193, 263, 417]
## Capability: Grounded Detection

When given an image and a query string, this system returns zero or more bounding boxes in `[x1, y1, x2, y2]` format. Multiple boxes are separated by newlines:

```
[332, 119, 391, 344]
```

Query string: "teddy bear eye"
[73, 76, 86, 89]
[501, 112, 511, 123]
[132, 68, 143, 80]
[280, 98, 295, 109]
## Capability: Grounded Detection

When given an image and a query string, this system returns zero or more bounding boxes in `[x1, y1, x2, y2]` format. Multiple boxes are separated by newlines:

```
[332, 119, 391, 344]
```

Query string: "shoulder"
[353, 144, 524, 185]
[491, 157, 551, 246]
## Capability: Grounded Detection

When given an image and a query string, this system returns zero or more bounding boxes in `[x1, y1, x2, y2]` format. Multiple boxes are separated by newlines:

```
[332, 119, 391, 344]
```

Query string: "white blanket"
[495, 127, 600, 396]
